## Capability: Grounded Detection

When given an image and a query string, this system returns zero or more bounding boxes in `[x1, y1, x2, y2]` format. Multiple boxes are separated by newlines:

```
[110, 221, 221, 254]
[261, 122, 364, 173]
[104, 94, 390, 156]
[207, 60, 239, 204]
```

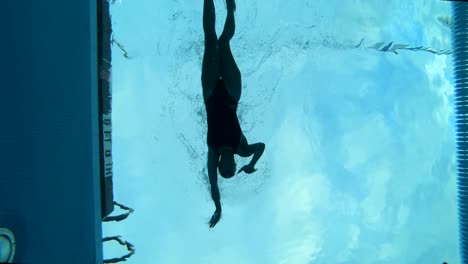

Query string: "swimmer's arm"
[247, 143, 265, 168]
[208, 147, 221, 210]
[237, 135, 266, 168]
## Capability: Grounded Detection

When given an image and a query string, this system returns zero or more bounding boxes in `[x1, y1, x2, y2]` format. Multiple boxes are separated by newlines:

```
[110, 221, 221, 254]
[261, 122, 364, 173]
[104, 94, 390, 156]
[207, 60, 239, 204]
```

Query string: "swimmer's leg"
[225, 0, 236, 12]
[201, 0, 220, 103]
[218, 1, 241, 103]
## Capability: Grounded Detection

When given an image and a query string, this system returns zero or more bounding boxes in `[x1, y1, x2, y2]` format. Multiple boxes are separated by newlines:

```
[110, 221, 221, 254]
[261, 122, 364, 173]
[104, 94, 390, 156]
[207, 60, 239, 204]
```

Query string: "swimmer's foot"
[226, 0, 236, 12]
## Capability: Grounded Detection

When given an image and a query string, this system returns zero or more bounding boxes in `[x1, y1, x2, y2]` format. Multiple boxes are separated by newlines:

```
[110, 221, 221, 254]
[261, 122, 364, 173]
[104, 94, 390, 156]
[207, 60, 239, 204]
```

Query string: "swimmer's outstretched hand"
[209, 208, 222, 228]
[238, 164, 257, 174]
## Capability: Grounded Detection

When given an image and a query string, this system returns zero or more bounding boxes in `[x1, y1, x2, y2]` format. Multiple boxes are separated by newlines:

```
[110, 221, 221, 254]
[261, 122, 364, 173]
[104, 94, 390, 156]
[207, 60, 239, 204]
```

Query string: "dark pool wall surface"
[0, 1, 103, 264]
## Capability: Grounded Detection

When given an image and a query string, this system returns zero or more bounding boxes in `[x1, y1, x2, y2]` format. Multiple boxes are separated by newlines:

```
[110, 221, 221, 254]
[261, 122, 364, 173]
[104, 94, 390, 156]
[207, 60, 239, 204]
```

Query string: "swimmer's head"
[218, 149, 236, 179]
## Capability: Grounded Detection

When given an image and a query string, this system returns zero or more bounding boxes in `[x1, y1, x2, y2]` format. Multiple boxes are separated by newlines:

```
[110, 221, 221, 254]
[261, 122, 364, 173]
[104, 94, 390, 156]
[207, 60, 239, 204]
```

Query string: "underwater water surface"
[103, 0, 459, 263]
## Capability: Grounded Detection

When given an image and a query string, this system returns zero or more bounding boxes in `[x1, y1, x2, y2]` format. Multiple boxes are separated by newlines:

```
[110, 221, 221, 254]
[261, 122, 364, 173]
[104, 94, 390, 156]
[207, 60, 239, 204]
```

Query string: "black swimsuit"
[206, 79, 242, 152]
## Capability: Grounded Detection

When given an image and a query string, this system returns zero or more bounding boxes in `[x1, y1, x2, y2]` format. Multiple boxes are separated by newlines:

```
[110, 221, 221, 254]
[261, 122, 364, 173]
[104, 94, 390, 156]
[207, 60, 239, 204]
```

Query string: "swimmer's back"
[205, 79, 242, 152]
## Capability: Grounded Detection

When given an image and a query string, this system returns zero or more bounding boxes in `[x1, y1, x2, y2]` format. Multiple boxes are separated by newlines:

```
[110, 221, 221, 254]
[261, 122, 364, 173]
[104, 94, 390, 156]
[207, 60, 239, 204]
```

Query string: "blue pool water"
[104, 0, 459, 263]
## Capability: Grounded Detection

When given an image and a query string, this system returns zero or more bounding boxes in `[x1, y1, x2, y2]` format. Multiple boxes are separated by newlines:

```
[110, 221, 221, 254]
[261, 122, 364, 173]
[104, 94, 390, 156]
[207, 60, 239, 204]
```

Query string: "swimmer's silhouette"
[202, 0, 266, 228]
